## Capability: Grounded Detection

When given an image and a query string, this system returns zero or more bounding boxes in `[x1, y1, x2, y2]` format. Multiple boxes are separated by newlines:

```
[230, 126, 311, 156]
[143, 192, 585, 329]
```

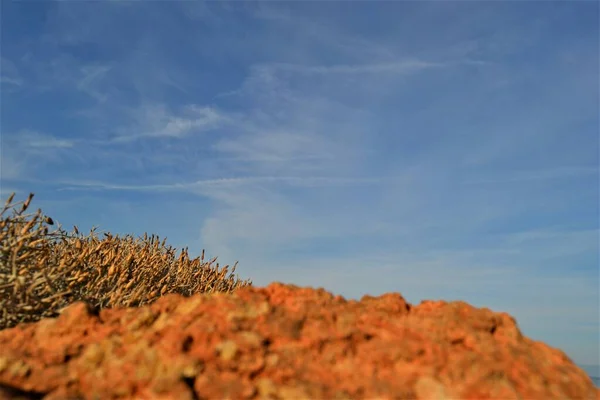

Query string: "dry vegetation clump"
[0, 192, 253, 331]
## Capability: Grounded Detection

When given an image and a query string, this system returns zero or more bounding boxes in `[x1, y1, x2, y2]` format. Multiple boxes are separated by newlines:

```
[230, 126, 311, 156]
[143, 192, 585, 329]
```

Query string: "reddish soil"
[0, 283, 597, 399]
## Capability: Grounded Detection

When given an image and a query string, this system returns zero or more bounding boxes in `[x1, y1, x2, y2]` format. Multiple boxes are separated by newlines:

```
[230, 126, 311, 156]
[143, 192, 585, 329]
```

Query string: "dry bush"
[0, 192, 253, 330]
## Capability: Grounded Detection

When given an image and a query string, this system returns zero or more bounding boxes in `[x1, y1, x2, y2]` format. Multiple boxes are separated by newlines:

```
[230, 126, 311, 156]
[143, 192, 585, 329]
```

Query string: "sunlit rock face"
[0, 282, 598, 399]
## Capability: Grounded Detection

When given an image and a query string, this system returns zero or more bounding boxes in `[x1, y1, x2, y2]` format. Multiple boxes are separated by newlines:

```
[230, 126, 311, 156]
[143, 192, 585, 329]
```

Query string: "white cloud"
[1, 57, 23, 87]
[0, 151, 25, 181]
[213, 129, 337, 164]
[463, 166, 599, 185]
[53, 175, 389, 192]
[263, 60, 446, 75]
[1, 130, 78, 181]
[248, 3, 401, 62]
[0, 76, 22, 86]
[77, 64, 113, 102]
[500, 228, 599, 260]
[111, 104, 226, 143]
[14, 129, 75, 149]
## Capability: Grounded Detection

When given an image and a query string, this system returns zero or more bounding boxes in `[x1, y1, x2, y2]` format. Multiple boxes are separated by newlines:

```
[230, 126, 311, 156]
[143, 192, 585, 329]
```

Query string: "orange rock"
[0, 282, 597, 399]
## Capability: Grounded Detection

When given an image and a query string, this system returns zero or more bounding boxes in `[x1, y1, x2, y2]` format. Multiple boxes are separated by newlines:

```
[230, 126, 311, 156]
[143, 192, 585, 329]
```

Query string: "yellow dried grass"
[0, 192, 253, 330]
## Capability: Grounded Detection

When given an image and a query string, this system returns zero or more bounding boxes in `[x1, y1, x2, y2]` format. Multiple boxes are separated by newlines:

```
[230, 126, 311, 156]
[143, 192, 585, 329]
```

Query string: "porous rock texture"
[0, 283, 597, 400]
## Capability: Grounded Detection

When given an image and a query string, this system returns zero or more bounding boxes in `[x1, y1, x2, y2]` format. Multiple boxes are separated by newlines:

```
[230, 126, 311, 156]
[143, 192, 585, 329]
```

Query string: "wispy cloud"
[111, 104, 226, 143]
[463, 166, 599, 185]
[54, 175, 389, 192]
[14, 129, 76, 149]
[0, 57, 24, 88]
[262, 60, 446, 75]
[76, 64, 113, 102]
[1, 130, 78, 181]
[0, 76, 22, 86]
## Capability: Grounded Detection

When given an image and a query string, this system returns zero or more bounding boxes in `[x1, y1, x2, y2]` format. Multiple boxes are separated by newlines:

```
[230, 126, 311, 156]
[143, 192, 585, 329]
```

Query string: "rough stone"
[0, 283, 597, 399]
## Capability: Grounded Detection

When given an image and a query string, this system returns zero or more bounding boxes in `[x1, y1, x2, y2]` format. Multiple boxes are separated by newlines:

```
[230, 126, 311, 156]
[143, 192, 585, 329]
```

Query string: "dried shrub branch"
[0, 192, 253, 330]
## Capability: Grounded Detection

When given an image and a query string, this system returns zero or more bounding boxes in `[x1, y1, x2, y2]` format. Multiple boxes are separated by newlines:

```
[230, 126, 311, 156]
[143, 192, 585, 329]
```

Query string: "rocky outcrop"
[0, 283, 597, 399]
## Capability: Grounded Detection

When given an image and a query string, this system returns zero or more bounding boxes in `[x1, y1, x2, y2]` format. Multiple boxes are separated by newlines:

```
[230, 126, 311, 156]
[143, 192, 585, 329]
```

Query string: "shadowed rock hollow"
[0, 283, 598, 399]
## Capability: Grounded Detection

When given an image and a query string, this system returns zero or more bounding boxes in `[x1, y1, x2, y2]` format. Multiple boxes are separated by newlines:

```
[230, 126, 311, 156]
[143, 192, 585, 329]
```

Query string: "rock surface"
[0, 282, 597, 399]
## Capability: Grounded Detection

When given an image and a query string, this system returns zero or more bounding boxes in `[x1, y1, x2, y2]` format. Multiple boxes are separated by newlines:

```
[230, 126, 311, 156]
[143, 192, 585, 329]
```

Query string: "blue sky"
[1, 1, 598, 367]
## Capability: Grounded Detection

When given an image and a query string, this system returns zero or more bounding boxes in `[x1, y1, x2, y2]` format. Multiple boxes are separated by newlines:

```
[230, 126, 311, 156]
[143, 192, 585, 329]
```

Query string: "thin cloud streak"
[12, 130, 76, 149]
[265, 60, 446, 75]
[76, 64, 113, 102]
[462, 166, 599, 185]
[0, 57, 23, 87]
[53, 175, 401, 192]
[0, 76, 22, 86]
[110, 105, 226, 143]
